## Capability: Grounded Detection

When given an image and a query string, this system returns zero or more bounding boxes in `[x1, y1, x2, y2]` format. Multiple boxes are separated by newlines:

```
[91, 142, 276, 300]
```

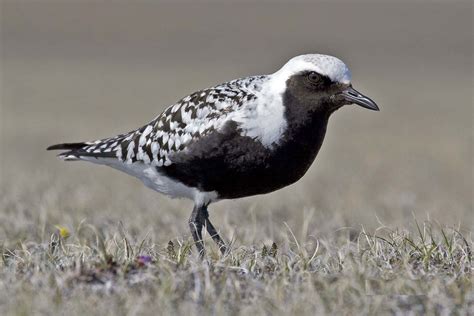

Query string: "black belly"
[160, 119, 328, 200]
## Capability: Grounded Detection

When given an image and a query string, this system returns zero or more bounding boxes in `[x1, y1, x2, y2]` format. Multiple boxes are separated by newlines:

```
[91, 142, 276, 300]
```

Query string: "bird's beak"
[341, 86, 379, 111]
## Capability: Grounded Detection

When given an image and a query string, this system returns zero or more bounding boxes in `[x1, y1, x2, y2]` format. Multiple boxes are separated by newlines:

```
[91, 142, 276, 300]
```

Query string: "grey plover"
[48, 54, 379, 256]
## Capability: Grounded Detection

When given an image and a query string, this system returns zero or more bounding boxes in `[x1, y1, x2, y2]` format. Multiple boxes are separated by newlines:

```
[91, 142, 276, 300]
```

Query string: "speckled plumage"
[73, 75, 268, 166]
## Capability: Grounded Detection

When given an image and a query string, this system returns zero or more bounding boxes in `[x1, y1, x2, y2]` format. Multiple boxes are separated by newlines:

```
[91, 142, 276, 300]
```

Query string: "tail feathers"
[47, 142, 88, 151]
[47, 141, 117, 161]
[47, 142, 89, 161]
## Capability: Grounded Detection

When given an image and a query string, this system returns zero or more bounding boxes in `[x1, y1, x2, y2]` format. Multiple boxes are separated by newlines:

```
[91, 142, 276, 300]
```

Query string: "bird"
[48, 54, 379, 257]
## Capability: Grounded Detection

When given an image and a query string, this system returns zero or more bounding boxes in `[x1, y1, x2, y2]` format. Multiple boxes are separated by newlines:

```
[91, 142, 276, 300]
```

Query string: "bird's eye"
[308, 72, 322, 84]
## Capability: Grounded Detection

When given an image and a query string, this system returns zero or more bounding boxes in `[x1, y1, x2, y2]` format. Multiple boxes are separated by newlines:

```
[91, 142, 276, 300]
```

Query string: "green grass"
[0, 217, 471, 315]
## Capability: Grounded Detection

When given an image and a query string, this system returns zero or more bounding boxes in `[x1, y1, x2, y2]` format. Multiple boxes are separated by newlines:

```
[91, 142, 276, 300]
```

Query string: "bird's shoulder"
[81, 75, 269, 166]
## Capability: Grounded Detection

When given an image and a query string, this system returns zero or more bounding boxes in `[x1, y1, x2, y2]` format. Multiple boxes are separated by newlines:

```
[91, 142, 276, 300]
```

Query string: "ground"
[0, 175, 472, 315]
[0, 215, 472, 315]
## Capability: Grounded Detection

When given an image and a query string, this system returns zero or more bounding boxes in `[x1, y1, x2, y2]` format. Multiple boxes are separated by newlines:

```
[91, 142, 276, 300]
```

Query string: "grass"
[0, 214, 471, 315]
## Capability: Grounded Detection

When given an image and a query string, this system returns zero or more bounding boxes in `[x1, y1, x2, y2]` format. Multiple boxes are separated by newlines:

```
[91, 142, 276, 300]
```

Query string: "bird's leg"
[205, 218, 228, 255]
[202, 206, 228, 255]
[188, 204, 206, 257]
[189, 204, 228, 257]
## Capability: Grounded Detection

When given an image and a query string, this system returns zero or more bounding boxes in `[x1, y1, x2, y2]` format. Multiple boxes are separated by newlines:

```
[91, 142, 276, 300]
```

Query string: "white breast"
[229, 82, 288, 148]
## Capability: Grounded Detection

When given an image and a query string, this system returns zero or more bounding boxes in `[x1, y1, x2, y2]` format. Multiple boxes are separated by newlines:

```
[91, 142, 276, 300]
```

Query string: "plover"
[48, 54, 379, 256]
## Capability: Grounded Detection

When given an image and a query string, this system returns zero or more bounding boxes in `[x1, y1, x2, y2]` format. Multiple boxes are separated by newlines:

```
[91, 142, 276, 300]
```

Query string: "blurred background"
[1, 1, 472, 243]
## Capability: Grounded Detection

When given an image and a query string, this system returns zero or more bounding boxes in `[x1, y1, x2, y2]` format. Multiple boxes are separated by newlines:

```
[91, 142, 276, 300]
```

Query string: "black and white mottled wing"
[68, 76, 268, 166]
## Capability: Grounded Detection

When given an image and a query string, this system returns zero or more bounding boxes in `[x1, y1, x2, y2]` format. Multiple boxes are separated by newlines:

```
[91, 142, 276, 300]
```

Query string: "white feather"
[80, 157, 218, 205]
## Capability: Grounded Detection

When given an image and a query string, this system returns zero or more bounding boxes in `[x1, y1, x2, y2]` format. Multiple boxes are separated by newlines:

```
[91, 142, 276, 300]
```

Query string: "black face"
[285, 71, 347, 114]
[285, 70, 379, 113]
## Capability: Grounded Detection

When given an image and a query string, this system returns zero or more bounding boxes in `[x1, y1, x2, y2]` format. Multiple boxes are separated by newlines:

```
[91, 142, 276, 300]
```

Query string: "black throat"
[269, 88, 331, 185]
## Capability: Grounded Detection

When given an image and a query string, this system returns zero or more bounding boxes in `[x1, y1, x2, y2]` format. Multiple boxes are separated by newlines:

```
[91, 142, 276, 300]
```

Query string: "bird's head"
[271, 54, 379, 113]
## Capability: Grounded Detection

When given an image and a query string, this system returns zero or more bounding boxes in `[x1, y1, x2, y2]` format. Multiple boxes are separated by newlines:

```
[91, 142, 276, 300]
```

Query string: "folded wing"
[47, 77, 264, 166]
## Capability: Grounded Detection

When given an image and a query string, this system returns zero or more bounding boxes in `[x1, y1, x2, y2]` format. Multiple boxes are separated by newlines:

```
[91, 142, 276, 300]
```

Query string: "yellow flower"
[55, 225, 70, 239]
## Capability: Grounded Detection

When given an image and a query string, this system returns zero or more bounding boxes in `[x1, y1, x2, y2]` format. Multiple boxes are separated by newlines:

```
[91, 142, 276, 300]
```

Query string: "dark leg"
[189, 204, 228, 256]
[188, 204, 206, 257]
[205, 217, 228, 255]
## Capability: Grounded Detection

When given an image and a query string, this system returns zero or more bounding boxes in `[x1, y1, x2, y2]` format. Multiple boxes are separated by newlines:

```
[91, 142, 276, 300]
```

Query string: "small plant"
[0, 219, 471, 315]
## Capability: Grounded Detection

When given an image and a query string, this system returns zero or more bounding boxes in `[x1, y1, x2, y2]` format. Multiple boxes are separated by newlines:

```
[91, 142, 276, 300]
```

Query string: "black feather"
[47, 142, 87, 151]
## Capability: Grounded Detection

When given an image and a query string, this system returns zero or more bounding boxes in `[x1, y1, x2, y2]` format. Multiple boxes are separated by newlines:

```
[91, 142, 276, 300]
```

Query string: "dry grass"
[0, 179, 472, 315]
[1, 223, 472, 315]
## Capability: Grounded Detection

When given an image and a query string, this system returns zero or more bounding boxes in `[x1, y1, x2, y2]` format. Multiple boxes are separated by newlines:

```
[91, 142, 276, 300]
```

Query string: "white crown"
[269, 54, 352, 94]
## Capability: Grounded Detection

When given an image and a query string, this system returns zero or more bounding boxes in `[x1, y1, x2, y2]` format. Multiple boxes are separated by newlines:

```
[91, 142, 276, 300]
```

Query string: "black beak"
[341, 86, 379, 111]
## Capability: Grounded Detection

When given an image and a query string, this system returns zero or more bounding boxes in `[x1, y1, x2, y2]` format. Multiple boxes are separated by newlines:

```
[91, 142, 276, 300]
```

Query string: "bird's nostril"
[348, 91, 359, 97]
